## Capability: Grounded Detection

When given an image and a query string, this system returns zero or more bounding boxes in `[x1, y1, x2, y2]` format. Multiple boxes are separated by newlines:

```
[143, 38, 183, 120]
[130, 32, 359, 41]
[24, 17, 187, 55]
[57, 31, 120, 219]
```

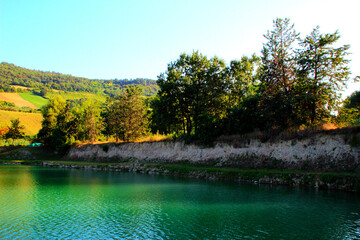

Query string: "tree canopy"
[32, 18, 360, 148]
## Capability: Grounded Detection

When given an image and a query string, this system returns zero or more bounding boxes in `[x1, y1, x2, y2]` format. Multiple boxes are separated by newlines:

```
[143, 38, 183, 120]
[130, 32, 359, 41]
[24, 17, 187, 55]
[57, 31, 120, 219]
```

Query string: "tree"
[336, 90, 360, 126]
[5, 119, 25, 144]
[77, 100, 103, 142]
[109, 86, 149, 142]
[156, 51, 229, 139]
[259, 18, 299, 128]
[296, 27, 353, 125]
[37, 97, 67, 146]
[344, 90, 360, 110]
[228, 54, 260, 107]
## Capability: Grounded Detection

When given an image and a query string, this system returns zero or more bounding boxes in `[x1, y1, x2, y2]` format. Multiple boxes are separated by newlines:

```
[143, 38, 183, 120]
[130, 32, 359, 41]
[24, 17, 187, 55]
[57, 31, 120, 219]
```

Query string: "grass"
[46, 91, 106, 102]
[0, 139, 31, 146]
[18, 93, 48, 108]
[135, 133, 173, 142]
[0, 93, 37, 109]
[0, 110, 42, 136]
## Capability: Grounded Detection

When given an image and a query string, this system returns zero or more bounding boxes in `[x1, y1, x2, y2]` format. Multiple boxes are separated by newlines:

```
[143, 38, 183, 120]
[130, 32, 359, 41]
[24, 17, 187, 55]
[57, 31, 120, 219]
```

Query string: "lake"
[0, 165, 359, 239]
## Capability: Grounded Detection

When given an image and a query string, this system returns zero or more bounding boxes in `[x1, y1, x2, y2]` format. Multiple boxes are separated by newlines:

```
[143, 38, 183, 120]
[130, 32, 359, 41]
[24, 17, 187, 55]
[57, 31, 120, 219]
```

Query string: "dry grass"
[0, 110, 43, 136]
[216, 123, 350, 146]
[79, 134, 174, 145]
[0, 93, 38, 109]
[135, 133, 173, 143]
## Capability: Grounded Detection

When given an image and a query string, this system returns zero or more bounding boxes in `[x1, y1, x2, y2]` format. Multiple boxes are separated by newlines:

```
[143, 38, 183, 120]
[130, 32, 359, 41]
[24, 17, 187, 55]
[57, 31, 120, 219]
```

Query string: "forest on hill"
[0, 62, 159, 97]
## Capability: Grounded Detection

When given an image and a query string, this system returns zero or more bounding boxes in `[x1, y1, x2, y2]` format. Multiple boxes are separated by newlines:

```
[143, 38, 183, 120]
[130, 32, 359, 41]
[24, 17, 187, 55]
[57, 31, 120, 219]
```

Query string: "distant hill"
[0, 62, 159, 97]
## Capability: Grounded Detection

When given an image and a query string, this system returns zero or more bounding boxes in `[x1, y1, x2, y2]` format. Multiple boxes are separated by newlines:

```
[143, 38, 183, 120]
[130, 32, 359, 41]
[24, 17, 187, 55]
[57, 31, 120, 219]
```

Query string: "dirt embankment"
[67, 133, 360, 173]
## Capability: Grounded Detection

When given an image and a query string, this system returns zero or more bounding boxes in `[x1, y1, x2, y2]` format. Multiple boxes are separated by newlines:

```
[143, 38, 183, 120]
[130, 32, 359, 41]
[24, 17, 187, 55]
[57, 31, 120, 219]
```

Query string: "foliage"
[5, 18, 358, 147]
[224, 94, 264, 135]
[151, 18, 357, 143]
[344, 91, 360, 110]
[0, 62, 159, 97]
[259, 18, 300, 128]
[154, 51, 232, 141]
[0, 125, 8, 138]
[336, 91, 360, 126]
[4, 118, 25, 143]
[104, 86, 149, 142]
[296, 27, 352, 125]
[259, 18, 354, 129]
[75, 100, 104, 142]
[37, 97, 104, 149]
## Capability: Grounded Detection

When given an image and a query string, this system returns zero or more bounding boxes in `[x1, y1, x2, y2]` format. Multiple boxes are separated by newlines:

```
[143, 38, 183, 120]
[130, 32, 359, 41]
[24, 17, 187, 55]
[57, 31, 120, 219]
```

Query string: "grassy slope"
[0, 110, 42, 136]
[0, 93, 37, 109]
[46, 91, 106, 102]
[18, 93, 48, 108]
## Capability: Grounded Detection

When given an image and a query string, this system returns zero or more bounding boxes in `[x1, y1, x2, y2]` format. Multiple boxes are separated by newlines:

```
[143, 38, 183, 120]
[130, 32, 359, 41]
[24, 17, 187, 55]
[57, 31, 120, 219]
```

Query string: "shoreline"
[1, 160, 359, 192]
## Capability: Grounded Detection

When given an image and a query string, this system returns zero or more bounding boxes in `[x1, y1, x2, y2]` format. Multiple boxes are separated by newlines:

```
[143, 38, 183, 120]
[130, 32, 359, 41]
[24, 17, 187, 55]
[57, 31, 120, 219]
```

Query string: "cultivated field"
[0, 93, 38, 109]
[19, 93, 48, 108]
[0, 110, 43, 136]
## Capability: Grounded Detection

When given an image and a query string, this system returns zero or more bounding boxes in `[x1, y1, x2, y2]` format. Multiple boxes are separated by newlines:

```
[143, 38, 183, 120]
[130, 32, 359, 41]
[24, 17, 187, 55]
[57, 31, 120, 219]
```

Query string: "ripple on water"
[0, 166, 360, 239]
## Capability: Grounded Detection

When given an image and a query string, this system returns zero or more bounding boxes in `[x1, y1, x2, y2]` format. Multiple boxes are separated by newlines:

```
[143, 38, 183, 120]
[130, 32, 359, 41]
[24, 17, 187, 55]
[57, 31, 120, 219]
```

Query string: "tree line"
[0, 62, 159, 97]
[35, 18, 359, 149]
[151, 18, 358, 141]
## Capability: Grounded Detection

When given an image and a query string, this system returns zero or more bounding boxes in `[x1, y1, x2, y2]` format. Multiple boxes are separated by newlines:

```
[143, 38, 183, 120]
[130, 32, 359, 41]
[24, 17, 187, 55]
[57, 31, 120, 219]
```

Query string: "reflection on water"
[0, 165, 359, 239]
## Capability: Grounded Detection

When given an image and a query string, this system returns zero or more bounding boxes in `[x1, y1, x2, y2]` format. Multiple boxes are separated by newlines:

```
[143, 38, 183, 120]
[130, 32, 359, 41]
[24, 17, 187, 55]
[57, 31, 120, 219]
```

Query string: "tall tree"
[296, 27, 353, 125]
[259, 18, 299, 128]
[37, 97, 67, 144]
[228, 55, 260, 107]
[156, 51, 228, 138]
[110, 87, 149, 142]
[77, 100, 103, 142]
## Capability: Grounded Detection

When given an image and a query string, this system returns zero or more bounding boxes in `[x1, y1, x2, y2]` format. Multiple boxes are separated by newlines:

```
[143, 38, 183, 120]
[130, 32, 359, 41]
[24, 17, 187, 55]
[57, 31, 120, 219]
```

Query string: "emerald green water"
[0, 166, 359, 239]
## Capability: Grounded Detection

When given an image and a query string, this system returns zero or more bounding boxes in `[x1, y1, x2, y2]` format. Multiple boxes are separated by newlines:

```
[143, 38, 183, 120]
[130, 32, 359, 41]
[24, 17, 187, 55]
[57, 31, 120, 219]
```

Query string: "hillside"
[0, 110, 42, 136]
[0, 62, 159, 97]
[0, 93, 38, 109]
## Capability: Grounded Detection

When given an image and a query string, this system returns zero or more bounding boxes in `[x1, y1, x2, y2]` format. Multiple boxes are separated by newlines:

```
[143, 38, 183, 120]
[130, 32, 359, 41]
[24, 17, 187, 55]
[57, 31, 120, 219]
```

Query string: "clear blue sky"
[1, 0, 359, 97]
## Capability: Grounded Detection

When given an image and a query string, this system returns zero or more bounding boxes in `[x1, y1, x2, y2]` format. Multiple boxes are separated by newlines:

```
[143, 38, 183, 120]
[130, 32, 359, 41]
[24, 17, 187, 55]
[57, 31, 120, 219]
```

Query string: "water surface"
[0, 165, 359, 239]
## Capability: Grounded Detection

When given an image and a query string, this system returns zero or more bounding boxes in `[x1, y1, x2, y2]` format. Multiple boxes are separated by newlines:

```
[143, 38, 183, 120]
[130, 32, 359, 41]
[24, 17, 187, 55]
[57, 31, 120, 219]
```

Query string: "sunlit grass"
[135, 133, 173, 142]
[0, 93, 37, 109]
[46, 91, 106, 102]
[18, 93, 48, 109]
[0, 139, 31, 146]
[0, 110, 42, 136]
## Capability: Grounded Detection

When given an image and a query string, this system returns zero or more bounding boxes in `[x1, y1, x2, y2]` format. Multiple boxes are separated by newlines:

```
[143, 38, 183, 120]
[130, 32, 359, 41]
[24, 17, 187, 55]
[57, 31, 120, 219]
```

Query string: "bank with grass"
[1, 128, 359, 192]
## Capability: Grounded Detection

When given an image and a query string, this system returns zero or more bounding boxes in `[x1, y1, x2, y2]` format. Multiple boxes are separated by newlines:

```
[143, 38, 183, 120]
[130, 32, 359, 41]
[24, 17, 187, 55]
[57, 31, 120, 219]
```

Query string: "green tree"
[344, 91, 360, 110]
[259, 18, 299, 128]
[228, 55, 260, 107]
[37, 97, 67, 145]
[37, 97, 79, 148]
[336, 91, 360, 126]
[156, 51, 229, 139]
[110, 86, 149, 142]
[5, 118, 25, 144]
[77, 100, 103, 142]
[102, 97, 116, 141]
[296, 27, 353, 125]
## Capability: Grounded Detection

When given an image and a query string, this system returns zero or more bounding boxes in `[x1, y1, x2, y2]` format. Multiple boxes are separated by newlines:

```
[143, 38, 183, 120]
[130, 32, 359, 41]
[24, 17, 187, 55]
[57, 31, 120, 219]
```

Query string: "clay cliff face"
[68, 134, 359, 172]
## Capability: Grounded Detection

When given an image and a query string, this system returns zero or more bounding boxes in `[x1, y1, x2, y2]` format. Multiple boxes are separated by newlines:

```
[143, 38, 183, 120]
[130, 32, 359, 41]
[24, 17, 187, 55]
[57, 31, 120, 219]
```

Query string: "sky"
[1, 0, 359, 97]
